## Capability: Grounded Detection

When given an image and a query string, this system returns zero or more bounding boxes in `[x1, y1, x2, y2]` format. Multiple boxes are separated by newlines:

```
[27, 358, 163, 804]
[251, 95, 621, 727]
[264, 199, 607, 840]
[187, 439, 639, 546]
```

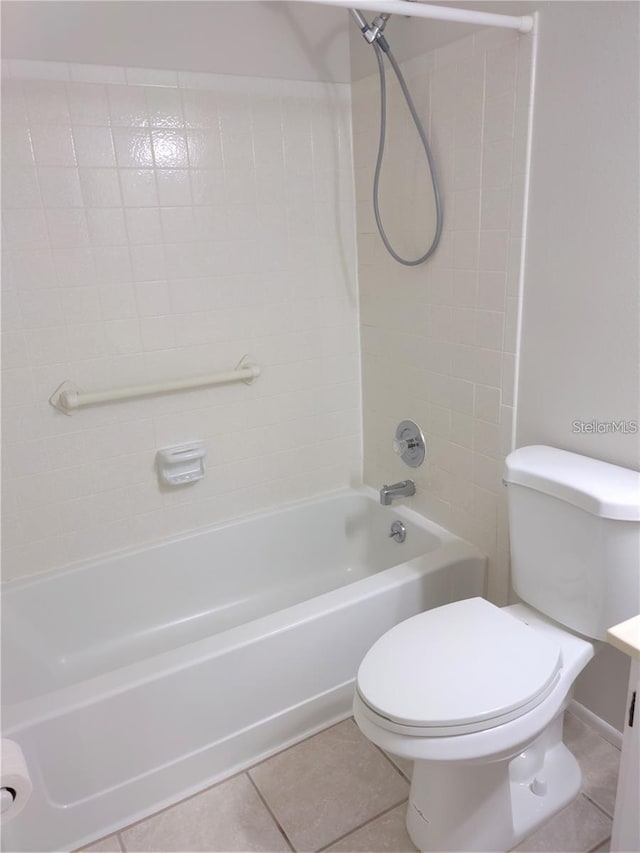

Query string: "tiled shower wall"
[354, 28, 533, 604]
[1, 62, 360, 581]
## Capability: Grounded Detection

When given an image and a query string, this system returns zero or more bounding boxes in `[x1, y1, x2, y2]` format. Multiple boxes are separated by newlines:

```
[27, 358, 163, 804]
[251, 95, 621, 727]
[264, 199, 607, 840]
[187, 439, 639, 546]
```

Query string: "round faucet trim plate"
[394, 420, 426, 468]
[389, 520, 406, 543]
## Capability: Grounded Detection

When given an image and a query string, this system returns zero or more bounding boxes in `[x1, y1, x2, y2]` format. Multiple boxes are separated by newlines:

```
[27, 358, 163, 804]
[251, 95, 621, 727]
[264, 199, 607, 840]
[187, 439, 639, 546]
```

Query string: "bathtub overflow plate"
[389, 521, 406, 543]
[393, 420, 426, 468]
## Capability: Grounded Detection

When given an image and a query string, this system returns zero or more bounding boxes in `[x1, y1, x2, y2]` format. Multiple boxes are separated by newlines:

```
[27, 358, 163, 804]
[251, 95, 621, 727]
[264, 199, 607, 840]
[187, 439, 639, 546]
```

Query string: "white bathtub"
[1, 488, 485, 852]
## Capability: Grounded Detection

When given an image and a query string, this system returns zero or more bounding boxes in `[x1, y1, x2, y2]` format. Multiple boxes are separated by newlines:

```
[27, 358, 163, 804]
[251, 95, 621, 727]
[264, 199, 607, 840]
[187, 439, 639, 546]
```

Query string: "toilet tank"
[504, 446, 640, 639]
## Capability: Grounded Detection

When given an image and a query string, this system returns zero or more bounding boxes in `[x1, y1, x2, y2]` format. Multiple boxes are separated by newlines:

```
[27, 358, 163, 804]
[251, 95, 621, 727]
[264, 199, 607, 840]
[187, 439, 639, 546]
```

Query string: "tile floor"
[80, 711, 619, 853]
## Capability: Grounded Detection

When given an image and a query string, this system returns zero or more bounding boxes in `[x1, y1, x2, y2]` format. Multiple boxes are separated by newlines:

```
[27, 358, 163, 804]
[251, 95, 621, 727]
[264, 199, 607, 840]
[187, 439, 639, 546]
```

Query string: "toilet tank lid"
[504, 446, 640, 521]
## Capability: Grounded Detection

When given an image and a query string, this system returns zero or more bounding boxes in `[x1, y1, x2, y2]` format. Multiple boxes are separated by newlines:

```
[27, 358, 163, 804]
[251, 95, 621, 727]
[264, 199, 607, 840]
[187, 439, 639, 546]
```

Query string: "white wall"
[518, 1, 640, 470]
[517, 1, 640, 731]
[349, 14, 480, 82]
[353, 25, 534, 606]
[1, 1, 352, 83]
[1, 61, 361, 581]
[2, 0, 488, 86]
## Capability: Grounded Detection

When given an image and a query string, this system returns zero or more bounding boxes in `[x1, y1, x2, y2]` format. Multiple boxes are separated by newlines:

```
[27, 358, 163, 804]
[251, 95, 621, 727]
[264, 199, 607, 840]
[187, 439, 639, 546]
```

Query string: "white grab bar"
[49, 357, 260, 414]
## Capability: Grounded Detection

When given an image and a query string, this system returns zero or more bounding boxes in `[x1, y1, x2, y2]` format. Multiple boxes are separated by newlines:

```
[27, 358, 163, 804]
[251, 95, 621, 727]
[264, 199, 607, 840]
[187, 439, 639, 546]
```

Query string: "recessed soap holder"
[156, 442, 206, 486]
[393, 420, 426, 468]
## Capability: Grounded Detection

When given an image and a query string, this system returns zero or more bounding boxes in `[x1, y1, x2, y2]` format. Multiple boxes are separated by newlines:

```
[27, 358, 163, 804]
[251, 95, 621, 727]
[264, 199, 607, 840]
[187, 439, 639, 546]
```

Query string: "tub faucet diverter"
[380, 480, 415, 505]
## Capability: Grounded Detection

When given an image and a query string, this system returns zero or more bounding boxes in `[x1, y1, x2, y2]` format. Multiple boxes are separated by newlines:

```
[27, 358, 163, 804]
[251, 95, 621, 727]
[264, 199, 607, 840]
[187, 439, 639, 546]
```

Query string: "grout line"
[246, 772, 295, 852]
[245, 717, 409, 852]
[315, 798, 409, 853]
[510, 795, 612, 853]
[370, 740, 412, 783]
[106, 759, 258, 839]
[581, 792, 616, 822]
[587, 835, 611, 853]
[246, 715, 353, 773]
[101, 751, 301, 850]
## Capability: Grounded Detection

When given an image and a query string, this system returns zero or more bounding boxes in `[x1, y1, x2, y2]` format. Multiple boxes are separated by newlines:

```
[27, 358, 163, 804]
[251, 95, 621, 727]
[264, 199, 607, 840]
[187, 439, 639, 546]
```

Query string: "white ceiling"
[1, 1, 545, 84]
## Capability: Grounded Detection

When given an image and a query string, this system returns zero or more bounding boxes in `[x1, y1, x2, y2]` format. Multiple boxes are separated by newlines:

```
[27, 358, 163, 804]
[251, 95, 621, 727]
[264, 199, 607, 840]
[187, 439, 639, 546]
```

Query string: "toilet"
[354, 446, 640, 852]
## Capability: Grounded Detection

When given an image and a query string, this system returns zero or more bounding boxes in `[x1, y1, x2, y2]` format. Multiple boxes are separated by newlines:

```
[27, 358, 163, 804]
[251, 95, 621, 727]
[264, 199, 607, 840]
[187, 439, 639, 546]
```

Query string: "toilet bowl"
[354, 599, 594, 851]
[354, 447, 640, 852]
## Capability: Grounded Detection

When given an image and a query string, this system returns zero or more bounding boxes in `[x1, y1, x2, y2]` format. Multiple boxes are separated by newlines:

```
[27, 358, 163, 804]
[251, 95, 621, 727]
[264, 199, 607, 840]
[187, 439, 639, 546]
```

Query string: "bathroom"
[1, 0, 639, 851]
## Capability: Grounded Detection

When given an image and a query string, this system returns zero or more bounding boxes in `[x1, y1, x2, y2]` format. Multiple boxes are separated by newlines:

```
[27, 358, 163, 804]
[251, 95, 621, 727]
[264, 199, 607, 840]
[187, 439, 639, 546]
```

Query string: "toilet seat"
[356, 597, 563, 737]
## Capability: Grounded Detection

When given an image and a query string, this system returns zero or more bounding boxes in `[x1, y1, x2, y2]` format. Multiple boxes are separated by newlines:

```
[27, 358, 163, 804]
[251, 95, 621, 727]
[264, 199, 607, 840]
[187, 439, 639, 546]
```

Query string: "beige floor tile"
[325, 803, 416, 852]
[564, 712, 621, 816]
[249, 719, 409, 852]
[120, 773, 290, 852]
[513, 794, 612, 852]
[76, 835, 122, 853]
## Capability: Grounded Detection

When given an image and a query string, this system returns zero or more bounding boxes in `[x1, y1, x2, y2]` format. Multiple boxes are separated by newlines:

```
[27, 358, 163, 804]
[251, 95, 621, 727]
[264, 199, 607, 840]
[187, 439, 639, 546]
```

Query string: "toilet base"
[405, 716, 582, 852]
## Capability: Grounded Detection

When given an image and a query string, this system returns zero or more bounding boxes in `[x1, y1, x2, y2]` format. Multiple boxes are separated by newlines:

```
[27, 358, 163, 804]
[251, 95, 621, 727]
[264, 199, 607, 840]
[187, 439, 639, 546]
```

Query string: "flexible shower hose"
[372, 41, 443, 265]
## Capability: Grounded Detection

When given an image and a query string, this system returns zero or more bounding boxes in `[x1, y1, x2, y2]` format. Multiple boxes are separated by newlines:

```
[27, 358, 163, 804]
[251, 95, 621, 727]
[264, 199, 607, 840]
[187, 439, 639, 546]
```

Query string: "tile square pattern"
[249, 720, 409, 851]
[72, 710, 618, 853]
[326, 803, 417, 852]
[1, 64, 360, 582]
[563, 712, 621, 817]
[513, 794, 612, 852]
[354, 27, 534, 607]
[513, 710, 619, 853]
[119, 774, 290, 852]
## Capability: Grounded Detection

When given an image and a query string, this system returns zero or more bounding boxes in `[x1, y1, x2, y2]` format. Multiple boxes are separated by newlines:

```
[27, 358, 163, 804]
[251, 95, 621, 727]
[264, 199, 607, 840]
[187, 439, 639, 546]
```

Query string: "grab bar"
[49, 356, 260, 414]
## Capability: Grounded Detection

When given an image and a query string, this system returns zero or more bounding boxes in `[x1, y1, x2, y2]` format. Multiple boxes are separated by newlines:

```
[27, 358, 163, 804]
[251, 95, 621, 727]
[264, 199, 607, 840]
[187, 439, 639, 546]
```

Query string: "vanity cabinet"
[607, 617, 640, 852]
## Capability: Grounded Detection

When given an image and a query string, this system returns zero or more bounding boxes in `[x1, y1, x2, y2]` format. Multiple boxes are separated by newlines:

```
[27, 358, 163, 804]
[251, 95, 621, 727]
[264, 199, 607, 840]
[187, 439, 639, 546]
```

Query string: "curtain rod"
[287, 0, 534, 33]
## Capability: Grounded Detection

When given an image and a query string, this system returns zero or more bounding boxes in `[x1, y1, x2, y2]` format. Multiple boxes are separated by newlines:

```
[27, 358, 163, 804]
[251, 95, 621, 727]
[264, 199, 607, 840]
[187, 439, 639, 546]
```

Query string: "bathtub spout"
[380, 480, 416, 505]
